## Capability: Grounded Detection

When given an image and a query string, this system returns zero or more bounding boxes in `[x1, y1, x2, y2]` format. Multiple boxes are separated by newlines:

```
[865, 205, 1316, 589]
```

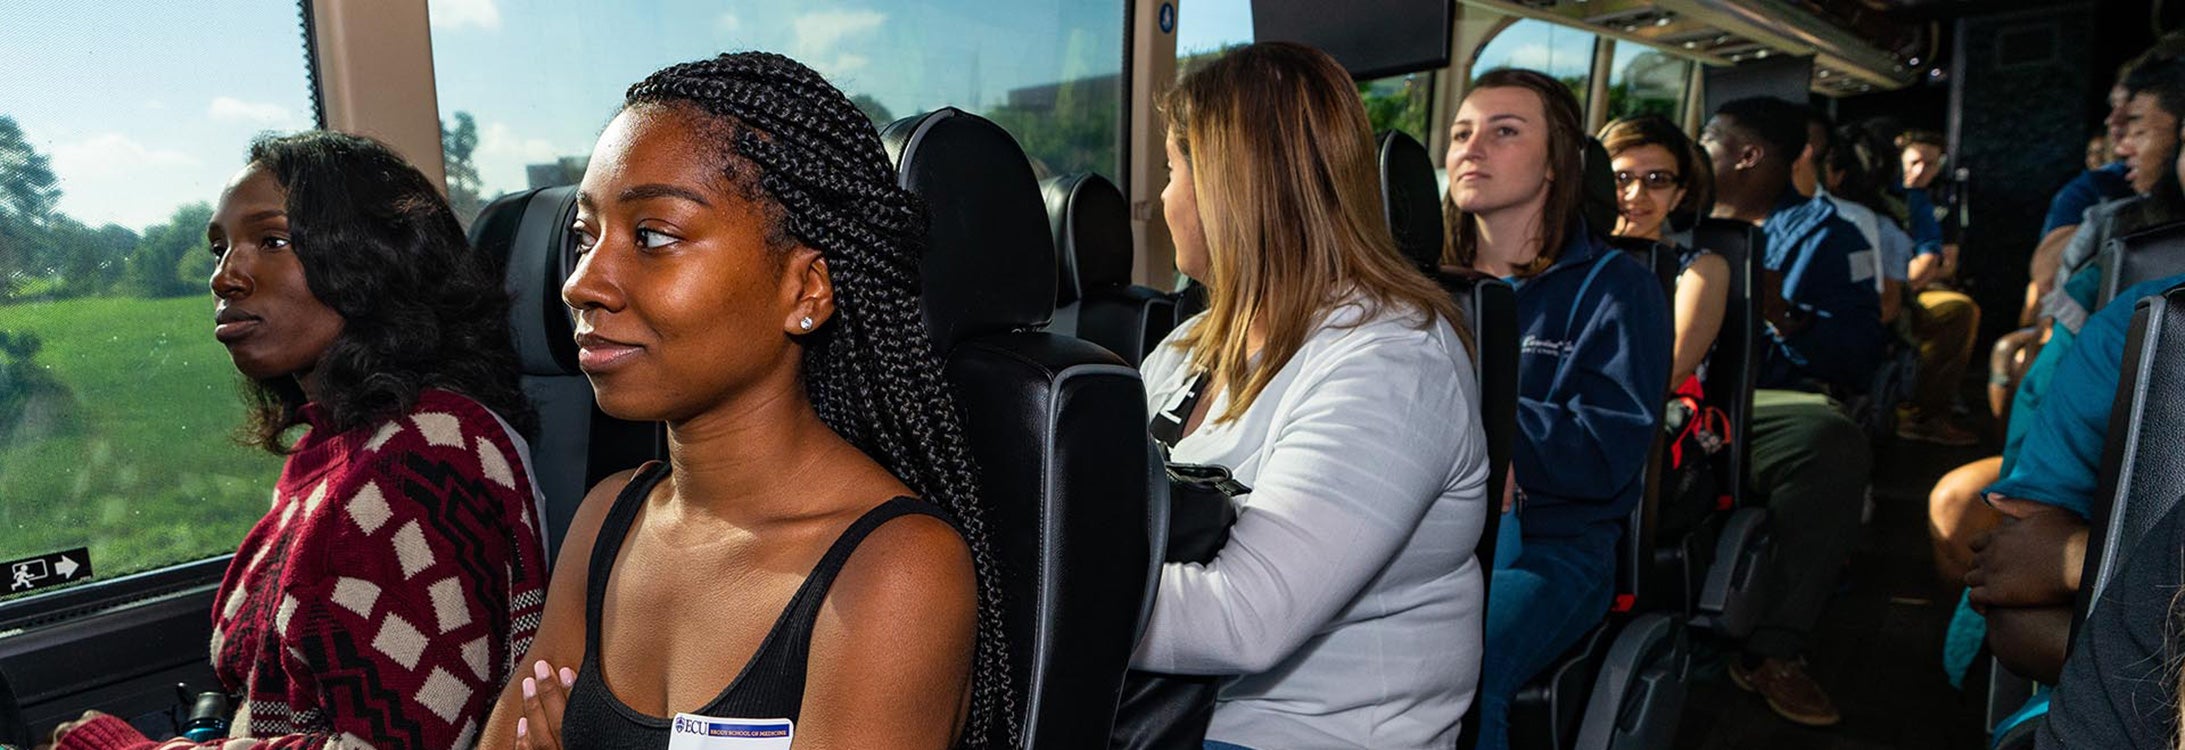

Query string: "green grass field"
[1, 295, 282, 593]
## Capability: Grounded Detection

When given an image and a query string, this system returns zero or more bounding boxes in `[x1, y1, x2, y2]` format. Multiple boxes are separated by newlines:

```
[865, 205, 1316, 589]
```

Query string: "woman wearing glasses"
[1602, 115, 1724, 389]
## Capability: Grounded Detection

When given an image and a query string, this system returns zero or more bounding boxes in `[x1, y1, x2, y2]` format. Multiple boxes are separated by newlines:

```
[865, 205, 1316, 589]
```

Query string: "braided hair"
[624, 52, 1018, 748]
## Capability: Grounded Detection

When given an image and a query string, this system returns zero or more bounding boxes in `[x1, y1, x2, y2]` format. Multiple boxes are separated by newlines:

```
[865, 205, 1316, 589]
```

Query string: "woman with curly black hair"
[479, 52, 1014, 750]
[50, 131, 549, 750]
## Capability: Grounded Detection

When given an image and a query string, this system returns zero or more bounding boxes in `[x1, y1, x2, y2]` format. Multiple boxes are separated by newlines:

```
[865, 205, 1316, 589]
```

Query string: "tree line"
[0, 116, 215, 302]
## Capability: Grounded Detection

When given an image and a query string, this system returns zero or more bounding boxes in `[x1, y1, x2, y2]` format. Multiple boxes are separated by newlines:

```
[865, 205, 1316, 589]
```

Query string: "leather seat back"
[1041, 172, 1178, 366]
[1688, 218, 1763, 510]
[1604, 235, 1684, 300]
[2076, 282, 2185, 646]
[882, 108, 1159, 747]
[470, 186, 664, 561]
[2100, 220, 2185, 309]
[1379, 131, 1446, 273]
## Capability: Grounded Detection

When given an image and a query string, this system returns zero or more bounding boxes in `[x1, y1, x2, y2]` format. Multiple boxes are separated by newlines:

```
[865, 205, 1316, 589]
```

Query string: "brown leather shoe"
[1729, 657, 1843, 727]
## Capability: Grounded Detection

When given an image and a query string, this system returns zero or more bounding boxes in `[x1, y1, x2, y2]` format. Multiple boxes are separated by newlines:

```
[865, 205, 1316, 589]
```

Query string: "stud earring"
[798, 316, 814, 331]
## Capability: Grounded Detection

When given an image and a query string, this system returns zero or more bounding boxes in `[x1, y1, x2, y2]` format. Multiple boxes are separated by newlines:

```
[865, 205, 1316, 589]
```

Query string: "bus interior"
[1, 1, 2180, 748]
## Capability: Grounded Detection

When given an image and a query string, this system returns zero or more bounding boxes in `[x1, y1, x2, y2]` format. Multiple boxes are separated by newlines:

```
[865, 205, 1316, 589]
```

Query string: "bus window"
[1178, 0, 1253, 59]
[1473, 18, 1598, 108]
[0, 1, 312, 600]
[1362, 71, 1436, 143]
[428, 0, 1128, 226]
[1606, 42, 1693, 122]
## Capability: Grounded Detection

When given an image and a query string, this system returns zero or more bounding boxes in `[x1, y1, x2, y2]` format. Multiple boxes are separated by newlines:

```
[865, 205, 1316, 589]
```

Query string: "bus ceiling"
[1446, 0, 1932, 97]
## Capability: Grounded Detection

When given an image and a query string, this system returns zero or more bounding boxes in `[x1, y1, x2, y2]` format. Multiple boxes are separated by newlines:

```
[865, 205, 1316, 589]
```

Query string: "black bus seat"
[1603, 235, 1680, 299]
[1440, 270, 1517, 750]
[471, 185, 665, 562]
[1678, 218, 1770, 640]
[1040, 172, 1178, 366]
[2097, 220, 2185, 310]
[1173, 280, 1209, 327]
[1988, 282, 2185, 743]
[2074, 281, 2185, 644]
[881, 107, 1159, 747]
[1509, 451, 1690, 750]
[1378, 131, 1445, 273]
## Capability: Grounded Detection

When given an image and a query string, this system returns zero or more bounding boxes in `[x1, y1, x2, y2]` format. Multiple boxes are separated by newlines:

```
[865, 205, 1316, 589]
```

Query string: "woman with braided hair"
[478, 52, 1014, 749]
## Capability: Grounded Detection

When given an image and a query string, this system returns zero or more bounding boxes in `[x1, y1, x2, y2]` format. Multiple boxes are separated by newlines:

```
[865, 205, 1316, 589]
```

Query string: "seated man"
[1800, 112, 1912, 328]
[1931, 49, 2185, 589]
[2029, 78, 2134, 319]
[1894, 129, 1982, 446]
[1702, 96, 1885, 727]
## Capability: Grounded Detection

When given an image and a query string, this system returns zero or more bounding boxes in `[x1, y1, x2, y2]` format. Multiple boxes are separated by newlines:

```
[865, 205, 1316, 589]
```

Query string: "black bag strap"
[1149, 372, 1213, 450]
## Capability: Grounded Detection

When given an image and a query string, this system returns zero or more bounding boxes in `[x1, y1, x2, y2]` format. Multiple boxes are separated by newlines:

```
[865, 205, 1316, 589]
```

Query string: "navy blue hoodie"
[1759, 191, 1886, 391]
[1511, 225, 1674, 538]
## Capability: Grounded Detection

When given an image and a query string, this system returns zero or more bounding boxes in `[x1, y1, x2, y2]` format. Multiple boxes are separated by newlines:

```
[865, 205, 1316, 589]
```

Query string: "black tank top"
[560, 462, 954, 748]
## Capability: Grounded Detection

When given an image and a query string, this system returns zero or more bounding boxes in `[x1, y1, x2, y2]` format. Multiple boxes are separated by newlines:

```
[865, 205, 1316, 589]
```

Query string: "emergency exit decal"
[6, 547, 91, 593]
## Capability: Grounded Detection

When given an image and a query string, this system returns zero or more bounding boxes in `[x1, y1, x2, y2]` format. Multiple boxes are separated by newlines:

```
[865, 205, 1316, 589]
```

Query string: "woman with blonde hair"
[1447, 68, 1672, 750]
[1131, 41, 1490, 748]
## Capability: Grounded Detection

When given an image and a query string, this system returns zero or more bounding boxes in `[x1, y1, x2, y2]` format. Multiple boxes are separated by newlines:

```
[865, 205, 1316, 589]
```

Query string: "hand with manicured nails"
[514, 659, 576, 750]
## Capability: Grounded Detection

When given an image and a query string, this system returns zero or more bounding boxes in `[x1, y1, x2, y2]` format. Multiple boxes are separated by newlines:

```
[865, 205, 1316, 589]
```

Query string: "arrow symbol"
[54, 556, 79, 579]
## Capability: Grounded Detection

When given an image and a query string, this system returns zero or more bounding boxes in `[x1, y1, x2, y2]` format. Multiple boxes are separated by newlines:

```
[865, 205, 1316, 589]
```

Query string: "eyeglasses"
[1614, 170, 1682, 190]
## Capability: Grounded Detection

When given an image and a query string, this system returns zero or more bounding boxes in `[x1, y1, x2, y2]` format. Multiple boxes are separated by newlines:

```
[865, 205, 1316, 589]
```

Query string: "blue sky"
[0, 2, 316, 231]
[429, 0, 1129, 197]
[1178, 0, 1254, 56]
[0, 0, 1262, 225]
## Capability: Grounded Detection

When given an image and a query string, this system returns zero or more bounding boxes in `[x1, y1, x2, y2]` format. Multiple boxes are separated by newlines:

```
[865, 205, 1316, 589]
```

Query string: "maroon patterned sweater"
[60, 389, 548, 750]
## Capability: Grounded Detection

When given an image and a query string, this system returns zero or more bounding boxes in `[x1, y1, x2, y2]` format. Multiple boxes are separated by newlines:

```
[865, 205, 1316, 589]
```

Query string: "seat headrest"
[2106, 220, 2185, 307]
[1580, 137, 1619, 238]
[470, 185, 581, 376]
[1043, 172, 1133, 296]
[881, 108, 1057, 351]
[1040, 176, 1085, 307]
[1377, 131, 1444, 272]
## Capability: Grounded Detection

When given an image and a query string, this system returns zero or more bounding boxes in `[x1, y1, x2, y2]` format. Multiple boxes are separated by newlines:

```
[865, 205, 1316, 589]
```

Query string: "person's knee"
[1807, 414, 1873, 477]
[1928, 458, 2003, 580]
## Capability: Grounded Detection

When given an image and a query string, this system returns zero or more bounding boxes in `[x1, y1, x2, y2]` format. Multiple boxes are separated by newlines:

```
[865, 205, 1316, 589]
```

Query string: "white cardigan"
[1133, 299, 1491, 749]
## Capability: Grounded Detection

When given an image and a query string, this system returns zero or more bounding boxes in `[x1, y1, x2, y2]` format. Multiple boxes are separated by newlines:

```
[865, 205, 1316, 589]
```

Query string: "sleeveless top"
[560, 462, 955, 748]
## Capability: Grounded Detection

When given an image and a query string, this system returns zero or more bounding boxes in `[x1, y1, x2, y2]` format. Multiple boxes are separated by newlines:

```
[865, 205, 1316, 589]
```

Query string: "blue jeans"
[1203, 742, 1255, 750]
[1476, 523, 1618, 750]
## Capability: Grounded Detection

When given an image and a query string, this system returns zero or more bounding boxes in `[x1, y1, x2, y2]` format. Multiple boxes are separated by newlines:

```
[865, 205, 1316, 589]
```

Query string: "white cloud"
[790, 9, 886, 80]
[792, 9, 886, 54]
[826, 53, 871, 76]
[429, 0, 501, 30]
[1500, 43, 1557, 72]
[471, 121, 567, 196]
[44, 133, 207, 230]
[717, 13, 742, 34]
[208, 97, 294, 126]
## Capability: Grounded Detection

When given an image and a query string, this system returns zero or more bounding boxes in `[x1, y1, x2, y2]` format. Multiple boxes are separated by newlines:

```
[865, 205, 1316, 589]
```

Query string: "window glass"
[429, 0, 1128, 225]
[0, 2, 313, 598]
[1361, 71, 1436, 143]
[1177, 0, 1253, 63]
[1607, 42, 1692, 123]
[1473, 19, 1598, 108]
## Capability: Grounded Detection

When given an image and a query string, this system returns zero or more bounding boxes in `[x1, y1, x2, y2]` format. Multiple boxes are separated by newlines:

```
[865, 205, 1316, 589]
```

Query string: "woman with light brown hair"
[1130, 41, 1490, 748]
[1447, 68, 1671, 750]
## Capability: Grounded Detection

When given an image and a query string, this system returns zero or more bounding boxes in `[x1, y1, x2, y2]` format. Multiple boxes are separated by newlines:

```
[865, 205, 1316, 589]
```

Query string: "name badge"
[666, 714, 793, 750]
